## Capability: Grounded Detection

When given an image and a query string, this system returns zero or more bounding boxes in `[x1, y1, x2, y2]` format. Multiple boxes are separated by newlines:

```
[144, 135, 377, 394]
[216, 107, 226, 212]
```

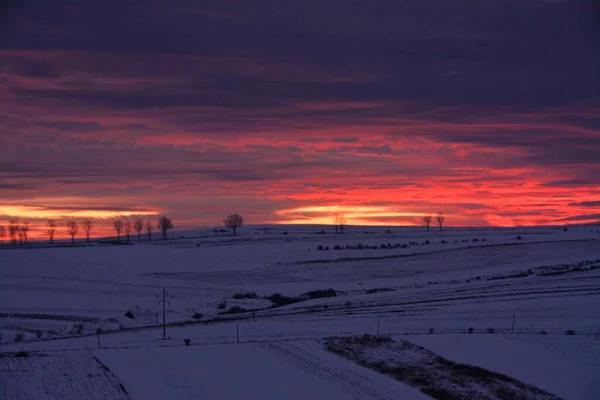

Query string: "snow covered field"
[1, 225, 599, 399]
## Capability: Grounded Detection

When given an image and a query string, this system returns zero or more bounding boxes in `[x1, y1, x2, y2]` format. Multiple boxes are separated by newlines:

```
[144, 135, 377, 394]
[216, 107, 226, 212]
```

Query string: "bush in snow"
[217, 301, 227, 310]
[428, 328, 434, 334]
[124, 310, 135, 319]
[486, 327, 495, 334]
[566, 329, 576, 336]
[302, 288, 337, 299]
[540, 330, 547, 335]
[221, 306, 248, 314]
[15, 351, 29, 358]
[184, 338, 191, 346]
[192, 313, 203, 320]
[14, 332, 24, 342]
[517, 236, 523, 240]
[35, 329, 43, 339]
[468, 327, 474, 334]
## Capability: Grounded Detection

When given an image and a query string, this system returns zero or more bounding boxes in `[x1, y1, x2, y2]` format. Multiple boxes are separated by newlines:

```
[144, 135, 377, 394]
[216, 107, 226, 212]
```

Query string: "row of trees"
[112, 216, 173, 243]
[0, 213, 246, 245]
[422, 213, 446, 232]
[0, 221, 30, 245]
[329, 213, 447, 234]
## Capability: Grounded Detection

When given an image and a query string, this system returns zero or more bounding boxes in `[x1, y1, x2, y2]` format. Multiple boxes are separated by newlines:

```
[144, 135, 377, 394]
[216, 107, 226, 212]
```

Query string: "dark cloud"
[555, 213, 600, 222]
[0, 0, 598, 229]
[569, 201, 600, 207]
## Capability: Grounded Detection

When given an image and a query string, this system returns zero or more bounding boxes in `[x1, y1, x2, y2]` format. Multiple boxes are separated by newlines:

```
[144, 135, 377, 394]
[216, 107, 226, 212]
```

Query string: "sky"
[1, 0, 599, 239]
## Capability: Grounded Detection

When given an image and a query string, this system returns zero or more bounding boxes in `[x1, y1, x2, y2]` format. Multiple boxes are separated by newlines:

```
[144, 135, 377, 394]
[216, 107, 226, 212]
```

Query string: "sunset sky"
[1, 0, 599, 239]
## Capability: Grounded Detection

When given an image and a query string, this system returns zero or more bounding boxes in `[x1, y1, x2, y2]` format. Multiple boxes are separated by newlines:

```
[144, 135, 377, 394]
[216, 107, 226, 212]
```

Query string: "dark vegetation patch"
[265, 288, 338, 308]
[232, 292, 259, 300]
[219, 306, 248, 315]
[301, 288, 337, 299]
[191, 313, 203, 320]
[124, 310, 135, 319]
[366, 288, 395, 294]
[324, 335, 558, 400]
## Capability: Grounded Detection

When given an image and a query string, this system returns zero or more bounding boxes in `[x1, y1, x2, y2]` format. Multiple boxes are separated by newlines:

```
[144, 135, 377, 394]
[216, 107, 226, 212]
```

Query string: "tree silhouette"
[224, 214, 243, 236]
[113, 219, 123, 243]
[82, 220, 93, 242]
[422, 215, 433, 232]
[157, 216, 173, 240]
[134, 218, 144, 242]
[436, 213, 445, 231]
[47, 220, 57, 243]
[335, 213, 347, 234]
[8, 220, 18, 244]
[0, 224, 5, 245]
[145, 220, 153, 242]
[66, 220, 79, 244]
[19, 222, 29, 244]
[124, 219, 132, 243]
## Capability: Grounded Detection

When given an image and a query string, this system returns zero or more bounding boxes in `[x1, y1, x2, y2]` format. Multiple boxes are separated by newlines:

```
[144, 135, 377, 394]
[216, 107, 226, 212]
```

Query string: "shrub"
[192, 313, 203, 320]
[35, 329, 43, 339]
[266, 293, 298, 307]
[124, 310, 135, 319]
[15, 351, 29, 358]
[302, 288, 337, 299]
[317, 245, 323, 251]
[73, 324, 84, 335]
[222, 306, 247, 314]
[468, 327, 474, 334]
[232, 293, 246, 299]
[540, 330, 547, 335]
[346, 301, 352, 307]
[428, 328, 434, 334]
[324, 246, 329, 250]
[96, 327, 103, 334]
[14, 332, 24, 342]
[184, 338, 191, 346]
[486, 327, 495, 334]
[566, 329, 576, 336]
[217, 302, 227, 310]
[517, 235, 523, 240]
[334, 245, 342, 250]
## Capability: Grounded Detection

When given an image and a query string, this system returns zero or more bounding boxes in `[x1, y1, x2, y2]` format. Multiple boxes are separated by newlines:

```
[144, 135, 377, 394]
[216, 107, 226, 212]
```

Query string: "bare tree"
[124, 219, 132, 243]
[20, 222, 29, 244]
[422, 215, 433, 232]
[145, 220, 153, 242]
[436, 213, 445, 231]
[82, 220, 93, 243]
[47, 220, 57, 244]
[157, 216, 173, 240]
[335, 213, 347, 235]
[8, 220, 18, 244]
[66, 220, 79, 244]
[113, 219, 123, 243]
[223, 214, 243, 236]
[134, 217, 144, 243]
[0, 225, 5, 245]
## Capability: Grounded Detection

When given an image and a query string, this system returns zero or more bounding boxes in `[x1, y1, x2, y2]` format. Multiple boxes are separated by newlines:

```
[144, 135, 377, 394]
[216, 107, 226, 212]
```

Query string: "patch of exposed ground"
[324, 335, 560, 400]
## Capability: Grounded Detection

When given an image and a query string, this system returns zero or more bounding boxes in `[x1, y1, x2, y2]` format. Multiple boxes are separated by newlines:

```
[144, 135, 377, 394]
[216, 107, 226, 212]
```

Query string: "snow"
[407, 334, 600, 400]
[95, 341, 428, 400]
[1, 224, 599, 398]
